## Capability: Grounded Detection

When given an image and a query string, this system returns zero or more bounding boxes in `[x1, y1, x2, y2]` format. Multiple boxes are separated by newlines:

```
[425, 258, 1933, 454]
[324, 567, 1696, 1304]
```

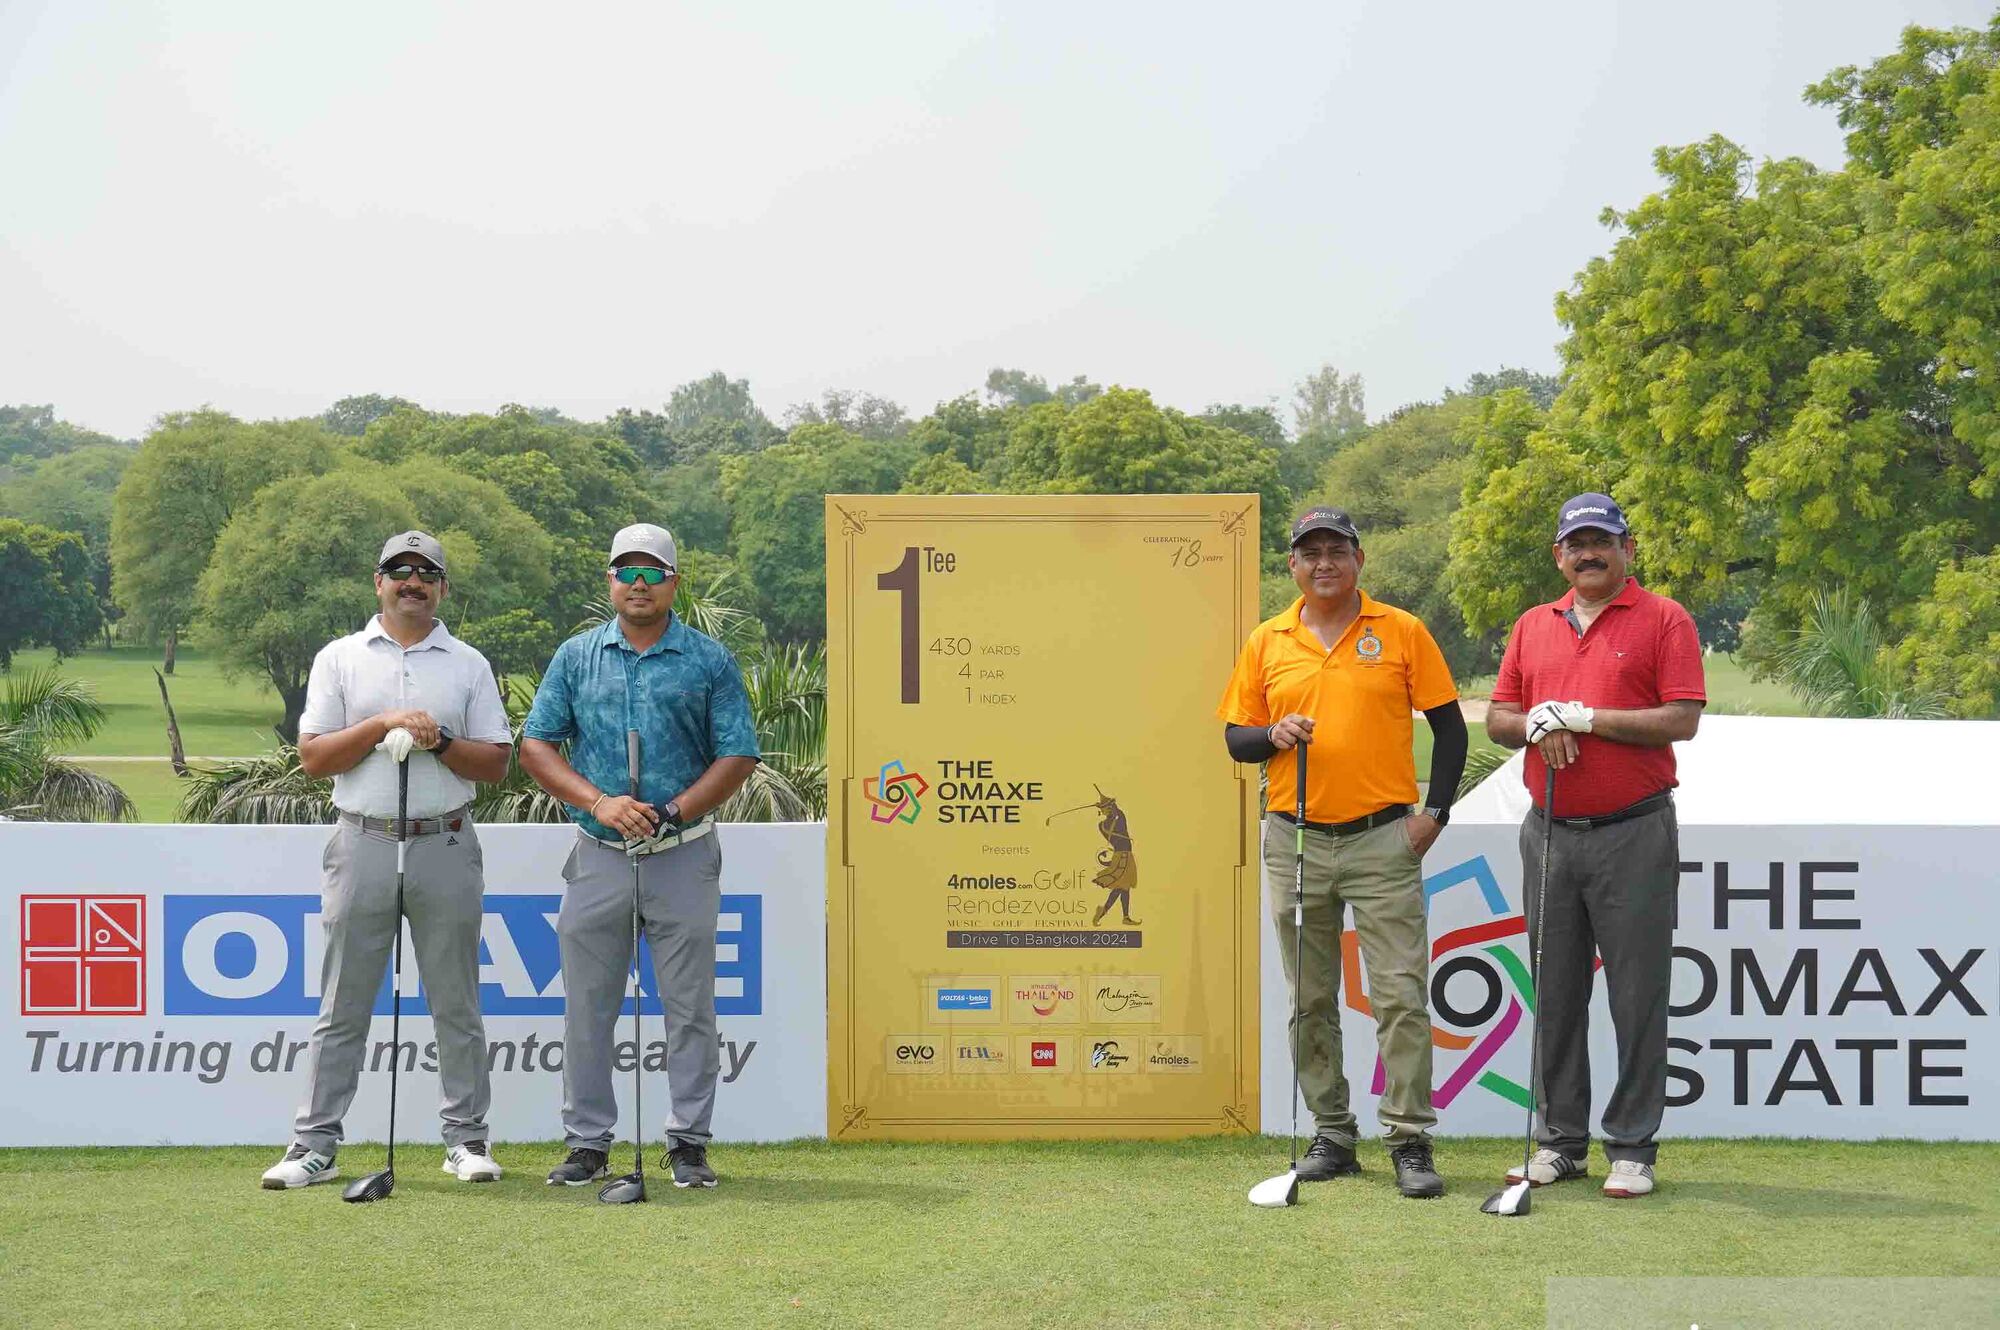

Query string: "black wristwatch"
[428, 727, 455, 757]
[660, 799, 684, 830]
[1422, 804, 1450, 827]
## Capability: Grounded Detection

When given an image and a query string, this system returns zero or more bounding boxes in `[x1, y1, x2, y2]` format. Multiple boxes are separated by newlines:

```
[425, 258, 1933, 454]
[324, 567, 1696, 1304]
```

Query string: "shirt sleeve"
[1490, 615, 1528, 706]
[1655, 603, 1708, 703]
[705, 652, 762, 761]
[1405, 619, 1459, 712]
[1215, 634, 1271, 727]
[461, 650, 514, 744]
[521, 643, 577, 743]
[296, 643, 345, 737]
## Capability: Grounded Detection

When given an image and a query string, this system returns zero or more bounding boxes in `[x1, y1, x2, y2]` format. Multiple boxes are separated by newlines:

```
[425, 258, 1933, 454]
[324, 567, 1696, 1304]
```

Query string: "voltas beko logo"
[1346, 855, 1531, 1110]
[20, 896, 145, 1015]
[936, 987, 993, 1011]
[863, 759, 928, 826]
[159, 894, 762, 1016]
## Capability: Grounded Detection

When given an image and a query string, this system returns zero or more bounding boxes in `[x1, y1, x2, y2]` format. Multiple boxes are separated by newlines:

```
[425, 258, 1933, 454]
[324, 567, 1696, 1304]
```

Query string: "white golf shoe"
[1602, 1159, 1655, 1197]
[443, 1140, 504, 1182]
[1505, 1148, 1588, 1186]
[261, 1145, 338, 1190]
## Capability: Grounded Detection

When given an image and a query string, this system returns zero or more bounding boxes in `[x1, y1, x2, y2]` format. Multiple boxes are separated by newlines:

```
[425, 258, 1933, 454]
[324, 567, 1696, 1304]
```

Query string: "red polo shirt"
[1491, 577, 1706, 818]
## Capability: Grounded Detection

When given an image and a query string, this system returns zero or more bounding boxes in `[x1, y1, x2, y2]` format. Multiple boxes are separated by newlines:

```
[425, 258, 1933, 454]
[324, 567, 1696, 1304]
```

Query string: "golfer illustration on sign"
[1049, 786, 1140, 926]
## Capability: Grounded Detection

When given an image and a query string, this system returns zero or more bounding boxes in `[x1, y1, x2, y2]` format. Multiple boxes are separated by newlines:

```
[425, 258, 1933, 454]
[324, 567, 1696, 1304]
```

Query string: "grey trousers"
[293, 819, 491, 1153]
[1521, 799, 1678, 1165]
[558, 831, 722, 1153]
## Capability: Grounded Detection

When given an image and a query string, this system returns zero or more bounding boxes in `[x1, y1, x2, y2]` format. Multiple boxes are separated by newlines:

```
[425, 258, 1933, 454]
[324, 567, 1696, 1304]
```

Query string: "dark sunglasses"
[611, 566, 673, 586]
[380, 564, 444, 584]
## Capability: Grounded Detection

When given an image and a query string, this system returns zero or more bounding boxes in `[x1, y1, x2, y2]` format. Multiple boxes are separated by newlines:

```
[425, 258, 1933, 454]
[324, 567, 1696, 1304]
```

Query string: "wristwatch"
[428, 727, 455, 757]
[1422, 804, 1450, 827]
[661, 799, 684, 829]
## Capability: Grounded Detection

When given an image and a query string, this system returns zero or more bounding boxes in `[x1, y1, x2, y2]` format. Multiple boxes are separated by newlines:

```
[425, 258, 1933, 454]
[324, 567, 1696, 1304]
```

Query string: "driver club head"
[1247, 1170, 1300, 1209]
[341, 1169, 395, 1204]
[597, 1172, 648, 1205]
[1480, 1179, 1532, 1217]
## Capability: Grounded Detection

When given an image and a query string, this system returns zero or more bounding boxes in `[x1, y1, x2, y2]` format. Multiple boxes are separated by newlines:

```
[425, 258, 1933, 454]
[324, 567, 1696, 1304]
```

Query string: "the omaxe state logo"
[21, 896, 145, 1015]
[863, 759, 928, 826]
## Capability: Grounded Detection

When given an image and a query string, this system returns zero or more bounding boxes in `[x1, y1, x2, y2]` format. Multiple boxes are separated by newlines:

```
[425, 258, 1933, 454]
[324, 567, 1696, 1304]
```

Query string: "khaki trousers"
[1263, 812, 1435, 1144]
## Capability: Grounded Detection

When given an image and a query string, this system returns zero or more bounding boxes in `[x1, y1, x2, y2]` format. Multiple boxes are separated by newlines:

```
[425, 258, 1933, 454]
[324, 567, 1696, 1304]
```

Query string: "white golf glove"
[1525, 700, 1595, 744]
[376, 726, 417, 763]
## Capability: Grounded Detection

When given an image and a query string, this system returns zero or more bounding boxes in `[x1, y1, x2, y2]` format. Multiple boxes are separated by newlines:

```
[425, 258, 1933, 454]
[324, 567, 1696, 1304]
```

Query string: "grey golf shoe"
[1390, 1138, 1444, 1198]
[666, 1142, 718, 1188]
[546, 1147, 609, 1186]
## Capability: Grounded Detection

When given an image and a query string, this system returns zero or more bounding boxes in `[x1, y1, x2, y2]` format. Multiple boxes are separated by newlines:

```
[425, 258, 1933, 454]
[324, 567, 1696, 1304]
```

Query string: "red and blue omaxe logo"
[863, 759, 927, 825]
[20, 895, 146, 1015]
[162, 893, 762, 1018]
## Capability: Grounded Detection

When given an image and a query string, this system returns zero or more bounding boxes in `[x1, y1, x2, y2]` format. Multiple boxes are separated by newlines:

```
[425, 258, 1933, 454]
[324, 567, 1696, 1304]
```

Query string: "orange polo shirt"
[1217, 593, 1458, 824]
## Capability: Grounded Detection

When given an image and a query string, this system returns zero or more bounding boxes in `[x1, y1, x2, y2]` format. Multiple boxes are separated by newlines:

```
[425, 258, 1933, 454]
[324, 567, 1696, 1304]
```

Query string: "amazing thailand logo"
[863, 760, 929, 826]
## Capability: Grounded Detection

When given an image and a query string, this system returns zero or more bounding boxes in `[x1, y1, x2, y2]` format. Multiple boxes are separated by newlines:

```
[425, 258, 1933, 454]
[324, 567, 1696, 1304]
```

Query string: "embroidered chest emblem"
[1355, 630, 1384, 662]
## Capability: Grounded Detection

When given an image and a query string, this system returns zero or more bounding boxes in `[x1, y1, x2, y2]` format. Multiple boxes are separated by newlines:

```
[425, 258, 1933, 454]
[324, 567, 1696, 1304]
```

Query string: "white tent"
[1453, 714, 1998, 825]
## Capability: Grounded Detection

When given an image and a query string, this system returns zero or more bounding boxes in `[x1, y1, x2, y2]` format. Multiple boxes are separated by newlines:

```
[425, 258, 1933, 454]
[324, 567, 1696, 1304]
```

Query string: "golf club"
[598, 729, 649, 1205]
[1481, 763, 1558, 1218]
[343, 754, 410, 1204]
[1249, 738, 1308, 1209]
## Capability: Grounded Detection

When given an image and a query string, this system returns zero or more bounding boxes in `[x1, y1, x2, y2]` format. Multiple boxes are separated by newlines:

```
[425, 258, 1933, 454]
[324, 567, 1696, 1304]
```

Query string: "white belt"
[599, 818, 715, 857]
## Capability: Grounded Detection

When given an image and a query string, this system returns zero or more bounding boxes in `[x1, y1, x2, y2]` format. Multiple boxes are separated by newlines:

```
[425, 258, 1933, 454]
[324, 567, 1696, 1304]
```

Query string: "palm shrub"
[1770, 589, 1949, 719]
[0, 669, 134, 822]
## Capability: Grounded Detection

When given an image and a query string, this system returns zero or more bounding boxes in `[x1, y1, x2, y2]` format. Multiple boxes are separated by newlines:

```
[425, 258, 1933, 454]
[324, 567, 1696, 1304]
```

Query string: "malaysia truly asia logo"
[863, 759, 928, 826]
[1343, 854, 1534, 1110]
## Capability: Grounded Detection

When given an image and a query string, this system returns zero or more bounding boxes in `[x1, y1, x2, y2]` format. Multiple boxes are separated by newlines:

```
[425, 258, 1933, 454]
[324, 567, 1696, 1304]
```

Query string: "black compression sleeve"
[1422, 703, 1469, 812]
[1224, 723, 1278, 764]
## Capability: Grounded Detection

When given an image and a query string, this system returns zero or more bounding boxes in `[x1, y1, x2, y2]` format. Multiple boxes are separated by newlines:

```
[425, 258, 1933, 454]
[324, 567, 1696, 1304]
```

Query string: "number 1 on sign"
[877, 547, 921, 703]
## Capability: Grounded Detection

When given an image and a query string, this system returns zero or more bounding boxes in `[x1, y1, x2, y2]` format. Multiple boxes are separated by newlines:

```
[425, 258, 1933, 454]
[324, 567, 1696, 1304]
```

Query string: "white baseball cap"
[608, 523, 677, 571]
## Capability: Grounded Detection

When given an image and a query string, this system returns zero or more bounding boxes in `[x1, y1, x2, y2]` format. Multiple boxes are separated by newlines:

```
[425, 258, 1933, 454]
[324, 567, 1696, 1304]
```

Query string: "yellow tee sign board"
[826, 494, 1261, 1139]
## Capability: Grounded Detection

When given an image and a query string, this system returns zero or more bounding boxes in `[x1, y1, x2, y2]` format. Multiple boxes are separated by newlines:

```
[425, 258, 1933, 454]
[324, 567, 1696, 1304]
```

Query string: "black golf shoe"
[1293, 1134, 1361, 1182]
[666, 1142, 718, 1188]
[1389, 1138, 1444, 1199]
[546, 1147, 609, 1186]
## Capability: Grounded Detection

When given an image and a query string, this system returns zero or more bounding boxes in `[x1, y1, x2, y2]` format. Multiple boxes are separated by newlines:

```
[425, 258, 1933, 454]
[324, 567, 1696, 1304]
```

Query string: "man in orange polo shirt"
[1217, 506, 1468, 1199]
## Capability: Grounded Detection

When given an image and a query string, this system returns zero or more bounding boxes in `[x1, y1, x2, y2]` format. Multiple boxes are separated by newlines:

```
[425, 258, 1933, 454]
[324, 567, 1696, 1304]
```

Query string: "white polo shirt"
[298, 616, 512, 818]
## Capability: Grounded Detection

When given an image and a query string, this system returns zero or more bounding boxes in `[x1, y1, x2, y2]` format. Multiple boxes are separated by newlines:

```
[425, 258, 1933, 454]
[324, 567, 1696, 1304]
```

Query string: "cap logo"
[406, 535, 421, 546]
[1564, 506, 1609, 520]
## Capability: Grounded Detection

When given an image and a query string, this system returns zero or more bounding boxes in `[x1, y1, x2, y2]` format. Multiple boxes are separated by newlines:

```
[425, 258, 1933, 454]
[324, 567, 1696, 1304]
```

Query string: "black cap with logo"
[1289, 506, 1361, 548]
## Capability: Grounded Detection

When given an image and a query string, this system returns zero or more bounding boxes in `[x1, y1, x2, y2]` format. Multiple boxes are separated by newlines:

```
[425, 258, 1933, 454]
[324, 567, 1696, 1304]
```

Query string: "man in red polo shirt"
[1487, 492, 1704, 1200]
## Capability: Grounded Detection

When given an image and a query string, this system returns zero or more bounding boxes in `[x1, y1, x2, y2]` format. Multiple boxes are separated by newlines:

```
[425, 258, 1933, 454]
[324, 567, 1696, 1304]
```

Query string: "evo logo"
[935, 988, 993, 1011]
[162, 894, 762, 1017]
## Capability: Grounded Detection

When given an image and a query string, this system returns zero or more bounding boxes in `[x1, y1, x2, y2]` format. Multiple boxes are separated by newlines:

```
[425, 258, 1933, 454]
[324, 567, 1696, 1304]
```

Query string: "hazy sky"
[3, 1, 1993, 440]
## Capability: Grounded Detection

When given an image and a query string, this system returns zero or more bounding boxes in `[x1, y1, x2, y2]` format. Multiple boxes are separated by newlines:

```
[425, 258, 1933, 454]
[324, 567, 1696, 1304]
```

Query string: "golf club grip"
[627, 729, 641, 797]
[395, 755, 408, 869]
[1295, 738, 1307, 820]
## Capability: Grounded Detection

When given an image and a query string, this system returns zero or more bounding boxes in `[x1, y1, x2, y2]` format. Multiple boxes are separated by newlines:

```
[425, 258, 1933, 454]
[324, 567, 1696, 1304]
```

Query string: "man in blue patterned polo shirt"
[519, 522, 760, 1189]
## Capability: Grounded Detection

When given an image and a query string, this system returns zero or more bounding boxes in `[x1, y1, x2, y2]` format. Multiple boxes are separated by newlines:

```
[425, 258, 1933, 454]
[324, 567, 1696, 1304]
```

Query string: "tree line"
[3, 13, 1997, 733]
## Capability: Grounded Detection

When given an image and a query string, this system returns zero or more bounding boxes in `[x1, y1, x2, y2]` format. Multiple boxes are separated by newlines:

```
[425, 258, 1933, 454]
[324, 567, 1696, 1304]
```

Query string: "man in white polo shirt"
[259, 531, 514, 1190]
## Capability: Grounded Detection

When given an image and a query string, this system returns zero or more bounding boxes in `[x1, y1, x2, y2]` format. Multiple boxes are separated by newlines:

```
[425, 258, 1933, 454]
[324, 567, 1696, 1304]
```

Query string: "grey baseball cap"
[378, 530, 446, 575]
[608, 523, 677, 570]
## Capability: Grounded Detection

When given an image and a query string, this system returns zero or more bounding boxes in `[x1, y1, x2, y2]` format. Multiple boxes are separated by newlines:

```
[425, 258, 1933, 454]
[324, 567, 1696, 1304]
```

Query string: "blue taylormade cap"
[1554, 493, 1628, 541]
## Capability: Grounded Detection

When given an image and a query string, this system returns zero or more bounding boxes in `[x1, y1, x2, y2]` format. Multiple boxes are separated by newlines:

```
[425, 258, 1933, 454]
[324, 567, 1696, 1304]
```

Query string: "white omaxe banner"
[1260, 823, 1998, 1140]
[3, 823, 826, 1147]
[4, 821, 1994, 1144]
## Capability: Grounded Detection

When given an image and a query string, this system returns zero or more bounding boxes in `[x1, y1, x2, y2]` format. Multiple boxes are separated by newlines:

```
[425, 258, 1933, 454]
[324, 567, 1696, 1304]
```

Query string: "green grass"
[9, 645, 283, 758]
[1, 1139, 1992, 1328]
[1414, 719, 1500, 777]
[77, 758, 187, 823]
[1701, 651, 1810, 717]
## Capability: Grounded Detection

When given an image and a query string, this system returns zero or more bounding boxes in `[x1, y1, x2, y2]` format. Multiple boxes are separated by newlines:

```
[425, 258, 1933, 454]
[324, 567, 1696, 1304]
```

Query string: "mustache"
[1574, 559, 1607, 571]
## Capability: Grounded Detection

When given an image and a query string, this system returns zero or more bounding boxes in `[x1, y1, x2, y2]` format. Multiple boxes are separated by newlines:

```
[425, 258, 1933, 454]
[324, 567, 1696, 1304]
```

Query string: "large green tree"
[1450, 18, 2000, 715]
[0, 520, 100, 666]
[110, 412, 344, 671]
[0, 444, 133, 636]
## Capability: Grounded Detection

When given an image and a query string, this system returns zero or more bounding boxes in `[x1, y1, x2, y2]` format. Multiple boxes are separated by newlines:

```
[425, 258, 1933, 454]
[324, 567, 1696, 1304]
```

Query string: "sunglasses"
[380, 564, 444, 584]
[611, 565, 674, 586]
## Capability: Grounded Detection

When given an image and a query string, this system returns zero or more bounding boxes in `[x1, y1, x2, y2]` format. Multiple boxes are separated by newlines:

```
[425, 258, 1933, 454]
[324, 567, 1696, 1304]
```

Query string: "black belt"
[1273, 805, 1409, 837]
[1538, 789, 1671, 830]
[338, 806, 469, 837]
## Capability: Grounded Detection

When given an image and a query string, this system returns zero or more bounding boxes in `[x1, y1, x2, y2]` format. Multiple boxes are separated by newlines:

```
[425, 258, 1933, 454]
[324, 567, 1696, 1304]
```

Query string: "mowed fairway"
[13, 646, 283, 758]
[1, 1138, 1993, 1329]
